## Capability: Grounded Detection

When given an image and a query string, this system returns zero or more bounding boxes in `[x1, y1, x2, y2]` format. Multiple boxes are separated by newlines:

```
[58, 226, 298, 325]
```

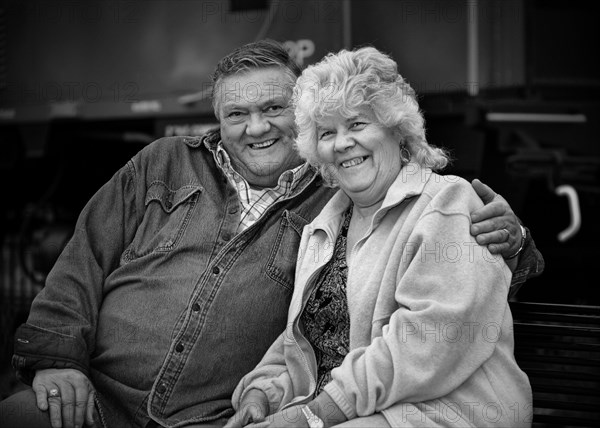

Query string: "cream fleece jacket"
[232, 163, 532, 427]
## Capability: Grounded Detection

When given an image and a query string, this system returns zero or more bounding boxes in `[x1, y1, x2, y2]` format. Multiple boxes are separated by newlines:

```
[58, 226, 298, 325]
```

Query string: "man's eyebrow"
[220, 101, 244, 110]
[265, 79, 293, 86]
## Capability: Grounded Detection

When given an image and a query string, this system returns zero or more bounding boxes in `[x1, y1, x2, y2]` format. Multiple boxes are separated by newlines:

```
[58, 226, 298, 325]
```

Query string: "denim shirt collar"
[200, 129, 320, 199]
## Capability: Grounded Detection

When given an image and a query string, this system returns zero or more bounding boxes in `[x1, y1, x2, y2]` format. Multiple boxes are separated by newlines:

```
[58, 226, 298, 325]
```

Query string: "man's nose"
[245, 113, 271, 136]
[334, 132, 355, 152]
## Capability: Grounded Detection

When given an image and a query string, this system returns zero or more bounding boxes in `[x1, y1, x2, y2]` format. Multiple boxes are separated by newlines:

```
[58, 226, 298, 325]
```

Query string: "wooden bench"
[510, 301, 600, 427]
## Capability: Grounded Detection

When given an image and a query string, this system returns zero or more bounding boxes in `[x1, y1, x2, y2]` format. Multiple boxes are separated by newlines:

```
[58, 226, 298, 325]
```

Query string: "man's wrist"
[506, 224, 526, 260]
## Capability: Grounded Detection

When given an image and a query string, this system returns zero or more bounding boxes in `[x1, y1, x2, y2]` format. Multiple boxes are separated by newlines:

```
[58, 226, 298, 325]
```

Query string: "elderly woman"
[226, 47, 532, 428]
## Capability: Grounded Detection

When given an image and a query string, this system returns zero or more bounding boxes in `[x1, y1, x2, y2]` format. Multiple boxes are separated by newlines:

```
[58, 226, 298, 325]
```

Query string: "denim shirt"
[13, 134, 336, 428]
[12, 133, 543, 427]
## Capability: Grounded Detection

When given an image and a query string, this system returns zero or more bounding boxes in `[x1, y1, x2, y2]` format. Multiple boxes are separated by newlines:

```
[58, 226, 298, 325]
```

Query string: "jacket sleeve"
[509, 225, 545, 297]
[12, 160, 141, 384]
[231, 331, 295, 415]
[323, 200, 514, 419]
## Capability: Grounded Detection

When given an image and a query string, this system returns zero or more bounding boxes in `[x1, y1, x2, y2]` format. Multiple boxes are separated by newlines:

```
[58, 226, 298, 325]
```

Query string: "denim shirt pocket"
[265, 210, 309, 291]
[122, 182, 202, 262]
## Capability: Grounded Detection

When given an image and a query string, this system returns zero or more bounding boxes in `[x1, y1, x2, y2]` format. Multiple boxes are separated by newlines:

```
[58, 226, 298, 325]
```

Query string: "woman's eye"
[350, 121, 367, 129]
[319, 130, 333, 140]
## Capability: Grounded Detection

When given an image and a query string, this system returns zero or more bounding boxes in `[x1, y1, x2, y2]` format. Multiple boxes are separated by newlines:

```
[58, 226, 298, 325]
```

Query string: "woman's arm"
[230, 331, 295, 418]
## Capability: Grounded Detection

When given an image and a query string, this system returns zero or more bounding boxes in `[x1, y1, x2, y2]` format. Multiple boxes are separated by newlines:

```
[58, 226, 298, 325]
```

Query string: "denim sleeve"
[508, 226, 545, 298]
[13, 161, 140, 384]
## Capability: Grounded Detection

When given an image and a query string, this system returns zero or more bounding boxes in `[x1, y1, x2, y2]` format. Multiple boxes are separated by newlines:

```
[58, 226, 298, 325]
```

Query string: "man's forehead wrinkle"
[222, 78, 290, 91]
[222, 95, 286, 111]
[221, 88, 291, 110]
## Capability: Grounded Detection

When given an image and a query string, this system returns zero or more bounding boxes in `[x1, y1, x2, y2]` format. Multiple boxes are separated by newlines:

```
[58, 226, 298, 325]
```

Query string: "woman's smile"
[340, 156, 368, 168]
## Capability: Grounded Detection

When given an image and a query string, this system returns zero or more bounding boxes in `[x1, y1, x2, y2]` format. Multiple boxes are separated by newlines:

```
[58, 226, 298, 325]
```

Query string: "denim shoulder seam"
[126, 159, 139, 225]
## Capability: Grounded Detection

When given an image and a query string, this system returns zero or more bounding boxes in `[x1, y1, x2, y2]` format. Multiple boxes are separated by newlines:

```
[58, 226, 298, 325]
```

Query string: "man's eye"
[226, 111, 246, 122]
[264, 105, 284, 115]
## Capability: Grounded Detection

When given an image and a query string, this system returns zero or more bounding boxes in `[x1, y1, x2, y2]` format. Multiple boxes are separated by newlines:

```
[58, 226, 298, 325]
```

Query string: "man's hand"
[224, 389, 270, 428]
[33, 368, 95, 428]
[470, 179, 523, 258]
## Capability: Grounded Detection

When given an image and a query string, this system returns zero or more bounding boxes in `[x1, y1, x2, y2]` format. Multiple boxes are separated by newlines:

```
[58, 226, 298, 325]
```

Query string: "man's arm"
[469, 179, 545, 294]
[12, 161, 140, 428]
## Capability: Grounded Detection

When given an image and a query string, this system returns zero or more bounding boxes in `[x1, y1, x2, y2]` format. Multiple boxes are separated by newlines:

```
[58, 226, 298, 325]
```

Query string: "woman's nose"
[245, 113, 271, 136]
[334, 132, 355, 152]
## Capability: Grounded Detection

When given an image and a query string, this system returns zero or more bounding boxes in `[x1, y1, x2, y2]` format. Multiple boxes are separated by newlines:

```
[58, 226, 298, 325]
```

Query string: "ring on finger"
[501, 228, 510, 242]
[48, 388, 61, 399]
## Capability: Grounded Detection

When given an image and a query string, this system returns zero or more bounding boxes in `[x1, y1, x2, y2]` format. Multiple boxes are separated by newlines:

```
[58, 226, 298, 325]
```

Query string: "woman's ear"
[391, 127, 404, 145]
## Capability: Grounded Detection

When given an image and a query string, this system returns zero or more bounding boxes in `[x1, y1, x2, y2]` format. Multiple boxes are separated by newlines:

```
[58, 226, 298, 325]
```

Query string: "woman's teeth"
[250, 139, 277, 149]
[341, 157, 366, 168]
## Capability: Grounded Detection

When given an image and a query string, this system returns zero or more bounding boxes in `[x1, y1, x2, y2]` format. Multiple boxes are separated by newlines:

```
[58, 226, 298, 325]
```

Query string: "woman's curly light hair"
[294, 46, 449, 185]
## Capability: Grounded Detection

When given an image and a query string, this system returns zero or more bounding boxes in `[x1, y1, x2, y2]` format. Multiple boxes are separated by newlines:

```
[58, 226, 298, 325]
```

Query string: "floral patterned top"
[300, 205, 352, 394]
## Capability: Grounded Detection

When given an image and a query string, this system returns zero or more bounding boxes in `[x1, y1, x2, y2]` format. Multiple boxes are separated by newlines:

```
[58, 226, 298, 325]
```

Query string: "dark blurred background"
[1, 0, 599, 397]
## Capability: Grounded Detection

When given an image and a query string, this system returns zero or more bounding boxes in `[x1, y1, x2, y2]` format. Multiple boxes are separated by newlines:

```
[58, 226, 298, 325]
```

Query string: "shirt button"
[175, 343, 184, 353]
[157, 383, 167, 394]
[222, 233, 231, 242]
[165, 200, 173, 210]
[228, 205, 238, 214]
[212, 266, 220, 275]
[192, 303, 200, 312]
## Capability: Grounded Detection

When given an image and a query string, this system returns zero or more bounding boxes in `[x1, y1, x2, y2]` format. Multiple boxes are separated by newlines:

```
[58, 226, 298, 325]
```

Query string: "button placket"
[164, 192, 174, 210]
[151, 202, 249, 418]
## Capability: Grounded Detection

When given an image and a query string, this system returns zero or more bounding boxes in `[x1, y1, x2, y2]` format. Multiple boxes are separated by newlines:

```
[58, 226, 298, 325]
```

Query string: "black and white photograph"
[1, 1, 599, 427]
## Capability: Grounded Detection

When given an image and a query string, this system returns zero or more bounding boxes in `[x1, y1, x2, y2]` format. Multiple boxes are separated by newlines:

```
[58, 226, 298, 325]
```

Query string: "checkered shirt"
[211, 143, 314, 233]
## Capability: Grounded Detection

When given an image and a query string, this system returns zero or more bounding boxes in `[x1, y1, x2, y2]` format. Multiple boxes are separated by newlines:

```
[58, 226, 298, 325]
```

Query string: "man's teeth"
[250, 139, 277, 149]
[341, 157, 366, 168]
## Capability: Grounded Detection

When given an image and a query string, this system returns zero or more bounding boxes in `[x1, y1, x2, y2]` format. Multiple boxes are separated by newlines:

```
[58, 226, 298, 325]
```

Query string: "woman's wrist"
[308, 392, 348, 428]
[239, 388, 269, 416]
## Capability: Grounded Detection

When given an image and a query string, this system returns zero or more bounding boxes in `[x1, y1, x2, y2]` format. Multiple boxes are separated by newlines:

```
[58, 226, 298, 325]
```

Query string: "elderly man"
[0, 40, 542, 428]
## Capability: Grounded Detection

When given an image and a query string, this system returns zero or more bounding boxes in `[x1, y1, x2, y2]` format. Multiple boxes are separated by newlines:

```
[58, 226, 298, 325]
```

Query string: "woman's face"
[316, 106, 403, 205]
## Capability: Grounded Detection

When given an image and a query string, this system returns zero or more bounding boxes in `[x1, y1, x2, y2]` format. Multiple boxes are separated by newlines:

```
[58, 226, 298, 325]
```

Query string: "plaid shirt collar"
[207, 138, 316, 232]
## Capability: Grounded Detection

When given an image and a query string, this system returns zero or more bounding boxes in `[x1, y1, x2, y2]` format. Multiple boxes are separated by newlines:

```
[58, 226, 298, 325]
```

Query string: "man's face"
[217, 67, 303, 188]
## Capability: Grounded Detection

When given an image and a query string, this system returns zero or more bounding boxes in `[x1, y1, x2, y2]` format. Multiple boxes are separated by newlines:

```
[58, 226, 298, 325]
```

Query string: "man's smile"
[249, 138, 278, 150]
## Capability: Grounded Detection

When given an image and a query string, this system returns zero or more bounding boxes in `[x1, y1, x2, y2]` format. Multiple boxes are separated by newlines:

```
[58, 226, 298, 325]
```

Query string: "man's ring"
[48, 388, 60, 398]
[501, 228, 510, 241]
